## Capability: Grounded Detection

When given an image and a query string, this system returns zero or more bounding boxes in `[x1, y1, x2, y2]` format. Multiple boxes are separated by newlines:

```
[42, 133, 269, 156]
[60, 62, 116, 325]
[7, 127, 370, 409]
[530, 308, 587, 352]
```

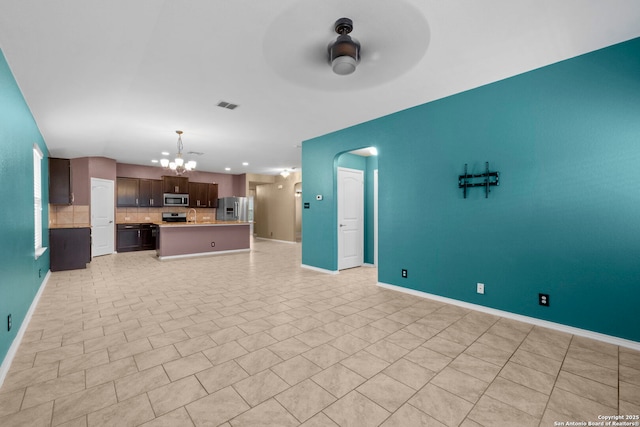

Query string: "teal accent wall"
[302, 38, 640, 341]
[0, 50, 50, 365]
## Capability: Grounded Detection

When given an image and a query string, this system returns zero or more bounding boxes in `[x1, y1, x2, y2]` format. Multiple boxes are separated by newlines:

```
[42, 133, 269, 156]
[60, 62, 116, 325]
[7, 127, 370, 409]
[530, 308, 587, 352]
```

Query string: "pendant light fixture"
[160, 130, 196, 175]
[328, 18, 360, 75]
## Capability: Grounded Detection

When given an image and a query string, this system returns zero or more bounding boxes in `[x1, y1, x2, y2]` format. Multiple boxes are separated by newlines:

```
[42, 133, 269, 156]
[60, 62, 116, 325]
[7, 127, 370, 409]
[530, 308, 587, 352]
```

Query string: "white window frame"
[34, 144, 46, 259]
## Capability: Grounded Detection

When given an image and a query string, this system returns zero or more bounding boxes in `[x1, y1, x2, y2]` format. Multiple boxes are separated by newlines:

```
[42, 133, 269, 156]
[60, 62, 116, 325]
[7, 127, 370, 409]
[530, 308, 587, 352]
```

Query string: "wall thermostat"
[316, 195, 323, 201]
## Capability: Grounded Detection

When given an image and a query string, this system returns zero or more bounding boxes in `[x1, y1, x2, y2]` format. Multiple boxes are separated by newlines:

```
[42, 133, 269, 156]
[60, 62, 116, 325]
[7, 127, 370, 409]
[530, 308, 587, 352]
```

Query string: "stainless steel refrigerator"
[216, 197, 252, 222]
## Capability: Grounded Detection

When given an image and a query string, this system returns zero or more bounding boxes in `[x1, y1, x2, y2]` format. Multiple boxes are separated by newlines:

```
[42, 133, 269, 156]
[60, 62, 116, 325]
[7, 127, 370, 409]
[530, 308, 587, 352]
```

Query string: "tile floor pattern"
[1, 240, 639, 426]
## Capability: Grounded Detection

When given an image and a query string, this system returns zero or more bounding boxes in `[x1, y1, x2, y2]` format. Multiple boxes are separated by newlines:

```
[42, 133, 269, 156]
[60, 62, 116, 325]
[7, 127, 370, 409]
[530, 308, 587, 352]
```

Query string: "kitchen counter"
[157, 221, 249, 227]
[50, 223, 91, 229]
[156, 222, 250, 260]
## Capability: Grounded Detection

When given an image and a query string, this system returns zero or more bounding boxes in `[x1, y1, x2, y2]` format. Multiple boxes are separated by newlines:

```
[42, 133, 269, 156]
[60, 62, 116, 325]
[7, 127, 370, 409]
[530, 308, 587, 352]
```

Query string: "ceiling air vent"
[217, 101, 239, 110]
[187, 151, 204, 156]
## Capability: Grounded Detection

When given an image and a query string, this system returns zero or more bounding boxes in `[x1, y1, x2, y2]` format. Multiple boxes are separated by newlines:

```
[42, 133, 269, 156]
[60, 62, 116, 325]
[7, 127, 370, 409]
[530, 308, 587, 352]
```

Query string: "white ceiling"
[1, 0, 639, 175]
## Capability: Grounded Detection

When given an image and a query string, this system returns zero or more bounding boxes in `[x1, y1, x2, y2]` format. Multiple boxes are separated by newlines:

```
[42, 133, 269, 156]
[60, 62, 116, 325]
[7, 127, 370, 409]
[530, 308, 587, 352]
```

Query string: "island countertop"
[156, 221, 250, 228]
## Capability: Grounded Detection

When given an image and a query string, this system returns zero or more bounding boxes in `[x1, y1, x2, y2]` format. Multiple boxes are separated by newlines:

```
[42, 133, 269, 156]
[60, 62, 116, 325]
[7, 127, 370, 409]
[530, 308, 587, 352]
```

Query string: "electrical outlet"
[401, 269, 408, 278]
[539, 293, 550, 307]
[7, 314, 11, 331]
[477, 283, 485, 294]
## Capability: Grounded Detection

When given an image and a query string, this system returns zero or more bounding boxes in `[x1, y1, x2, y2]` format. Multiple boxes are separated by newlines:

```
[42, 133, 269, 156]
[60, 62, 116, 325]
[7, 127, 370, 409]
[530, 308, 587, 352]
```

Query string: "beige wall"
[253, 171, 301, 242]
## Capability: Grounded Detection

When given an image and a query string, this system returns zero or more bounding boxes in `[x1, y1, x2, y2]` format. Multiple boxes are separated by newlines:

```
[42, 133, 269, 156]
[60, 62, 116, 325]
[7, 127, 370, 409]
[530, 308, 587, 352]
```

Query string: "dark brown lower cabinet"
[117, 224, 157, 252]
[50, 228, 91, 271]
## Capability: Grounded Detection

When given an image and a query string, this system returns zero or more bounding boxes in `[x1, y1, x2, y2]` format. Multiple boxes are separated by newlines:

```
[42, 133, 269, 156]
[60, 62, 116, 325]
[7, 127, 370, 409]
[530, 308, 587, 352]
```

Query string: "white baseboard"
[301, 264, 339, 275]
[157, 248, 250, 261]
[377, 281, 640, 351]
[254, 237, 297, 244]
[0, 270, 51, 388]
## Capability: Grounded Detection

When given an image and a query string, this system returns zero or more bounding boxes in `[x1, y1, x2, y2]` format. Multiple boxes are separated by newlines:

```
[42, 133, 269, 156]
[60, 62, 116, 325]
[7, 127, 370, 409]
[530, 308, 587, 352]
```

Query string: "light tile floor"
[1, 239, 639, 426]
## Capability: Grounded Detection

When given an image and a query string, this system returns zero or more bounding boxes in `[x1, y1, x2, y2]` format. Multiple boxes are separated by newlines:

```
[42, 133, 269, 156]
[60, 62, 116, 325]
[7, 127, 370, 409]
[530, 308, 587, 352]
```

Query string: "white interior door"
[338, 167, 364, 270]
[91, 178, 114, 257]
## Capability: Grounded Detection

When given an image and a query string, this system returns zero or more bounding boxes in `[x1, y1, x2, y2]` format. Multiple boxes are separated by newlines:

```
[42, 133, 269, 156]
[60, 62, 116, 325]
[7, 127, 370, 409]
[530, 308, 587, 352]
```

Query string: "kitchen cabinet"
[162, 176, 188, 194]
[116, 177, 139, 207]
[117, 178, 162, 207]
[117, 223, 157, 252]
[50, 228, 91, 271]
[140, 224, 157, 250]
[49, 158, 73, 204]
[138, 179, 163, 207]
[207, 184, 219, 208]
[189, 182, 218, 208]
[116, 224, 140, 252]
[189, 182, 208, 207]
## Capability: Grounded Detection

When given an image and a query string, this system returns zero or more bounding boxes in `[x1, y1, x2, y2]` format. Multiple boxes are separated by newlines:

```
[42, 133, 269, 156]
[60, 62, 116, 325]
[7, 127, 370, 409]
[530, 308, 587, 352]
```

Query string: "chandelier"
[160, 130, 196, 175]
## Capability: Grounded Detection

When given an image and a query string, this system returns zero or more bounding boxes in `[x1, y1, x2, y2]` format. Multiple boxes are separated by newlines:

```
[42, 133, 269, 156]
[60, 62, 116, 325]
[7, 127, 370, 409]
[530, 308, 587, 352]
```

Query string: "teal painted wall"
[302, 38, 640, 341]
[0, 50, 50, 365]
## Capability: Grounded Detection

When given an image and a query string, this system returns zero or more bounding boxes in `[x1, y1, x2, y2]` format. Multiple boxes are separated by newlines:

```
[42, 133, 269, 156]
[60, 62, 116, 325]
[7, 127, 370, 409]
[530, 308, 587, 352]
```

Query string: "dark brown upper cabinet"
[189, 182, 219, 208]
[162, 176, 189, 194]
[188, 182, 208, 208]
[49, 158, 72, 204]
[138, 179, 163, 207]
[207, 184, 219, 208]
[116, 177, 139, 207]
[117, 177, 163, 207]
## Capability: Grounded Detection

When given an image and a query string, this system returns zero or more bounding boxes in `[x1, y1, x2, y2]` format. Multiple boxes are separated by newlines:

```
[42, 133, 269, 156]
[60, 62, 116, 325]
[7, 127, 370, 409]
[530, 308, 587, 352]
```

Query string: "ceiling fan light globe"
[175, 157, 184, 167]
[169, 162, 177, 170]
[160, 158, 169, 167]
[332, 55, 357, 75]
[187, 160, 196, 169]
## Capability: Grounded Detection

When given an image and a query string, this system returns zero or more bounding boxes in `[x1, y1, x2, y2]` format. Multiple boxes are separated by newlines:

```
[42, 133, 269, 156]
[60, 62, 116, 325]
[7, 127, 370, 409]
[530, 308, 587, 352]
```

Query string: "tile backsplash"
[49, 204, 90, 226]
[116, 207, 216, 223]
[48, 205, 217, 226]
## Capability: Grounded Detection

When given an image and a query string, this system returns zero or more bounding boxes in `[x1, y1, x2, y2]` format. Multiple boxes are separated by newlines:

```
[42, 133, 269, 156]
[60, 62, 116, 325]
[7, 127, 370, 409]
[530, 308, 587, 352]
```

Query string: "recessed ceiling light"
[225, 167, 231, 171]
[242, 162, 249, 166]
[151, 159, 159, 163]
[161, 151, 170, 156]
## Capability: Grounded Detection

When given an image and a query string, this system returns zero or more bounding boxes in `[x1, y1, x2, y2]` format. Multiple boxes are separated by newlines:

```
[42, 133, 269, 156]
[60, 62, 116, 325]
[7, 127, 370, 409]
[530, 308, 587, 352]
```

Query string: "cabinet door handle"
[137, 230, 140, 237]
[150, 198, 153, 206]
[136, 198, 139, 206]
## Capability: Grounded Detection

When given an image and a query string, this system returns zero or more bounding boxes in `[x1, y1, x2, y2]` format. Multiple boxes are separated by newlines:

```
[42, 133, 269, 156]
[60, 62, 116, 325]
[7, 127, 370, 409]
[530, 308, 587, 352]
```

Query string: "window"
[34, 145, 46, 258]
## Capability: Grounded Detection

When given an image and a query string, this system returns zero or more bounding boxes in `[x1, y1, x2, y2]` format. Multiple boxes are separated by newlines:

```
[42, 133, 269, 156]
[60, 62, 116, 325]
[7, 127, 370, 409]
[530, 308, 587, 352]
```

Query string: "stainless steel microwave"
[163, 193, 189, 207]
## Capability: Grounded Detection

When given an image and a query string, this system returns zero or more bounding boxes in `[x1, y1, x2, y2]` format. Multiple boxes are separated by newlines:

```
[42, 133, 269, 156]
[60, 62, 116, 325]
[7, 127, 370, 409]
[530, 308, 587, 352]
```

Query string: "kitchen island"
[156, 221, 250, 260]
